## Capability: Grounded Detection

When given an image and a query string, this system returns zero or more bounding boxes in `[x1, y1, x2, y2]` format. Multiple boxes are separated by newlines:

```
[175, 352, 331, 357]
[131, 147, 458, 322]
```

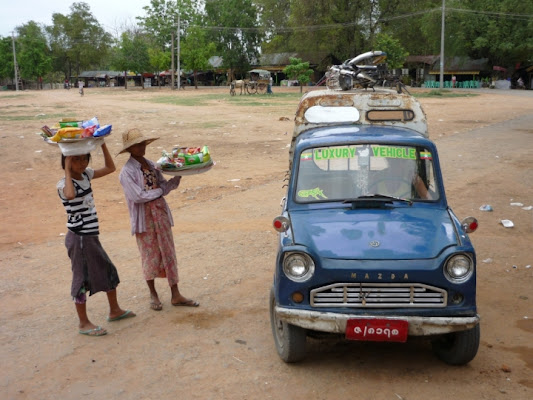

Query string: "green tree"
[256, 0, 292, 53]
[0, 36, 14, 81]
[112, 30, 151, 89]
[286, 0, 377, 62]
[148, 47, 171, 88]
[283, 57, 313, 93]
[204, 0, 263, 79]
[378, 0, 442, 56]
[137, 0, 199, 51]
[16, 22, 53, 89]
[451, 0, 533, 67]
[181, 26, 216, 89]
[373, 33, 409, 69]
[47, 2, 112, 79]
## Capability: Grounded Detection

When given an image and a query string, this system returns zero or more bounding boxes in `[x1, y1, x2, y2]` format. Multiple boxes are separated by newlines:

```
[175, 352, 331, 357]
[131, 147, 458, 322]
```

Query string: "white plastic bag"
[58, 138, 104, 156]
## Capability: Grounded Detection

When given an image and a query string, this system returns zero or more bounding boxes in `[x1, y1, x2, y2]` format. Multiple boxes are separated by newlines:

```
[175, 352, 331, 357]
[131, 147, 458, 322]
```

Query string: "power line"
[447, 7, 533, 21]
[190, 6, 533, 34]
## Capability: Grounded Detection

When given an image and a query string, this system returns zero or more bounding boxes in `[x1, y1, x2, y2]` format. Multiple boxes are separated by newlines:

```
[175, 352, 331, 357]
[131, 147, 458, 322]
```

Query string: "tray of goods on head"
[38, 117, 112, 156]
[157, 146, 214, 176]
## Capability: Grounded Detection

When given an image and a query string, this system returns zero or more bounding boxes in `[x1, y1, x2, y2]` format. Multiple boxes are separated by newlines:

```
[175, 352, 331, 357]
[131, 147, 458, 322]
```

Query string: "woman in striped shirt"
[57, 142, 136, 336]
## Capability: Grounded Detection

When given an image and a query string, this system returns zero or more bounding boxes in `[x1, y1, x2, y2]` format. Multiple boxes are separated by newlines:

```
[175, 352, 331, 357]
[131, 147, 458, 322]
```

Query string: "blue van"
[270, 89, 479, 364]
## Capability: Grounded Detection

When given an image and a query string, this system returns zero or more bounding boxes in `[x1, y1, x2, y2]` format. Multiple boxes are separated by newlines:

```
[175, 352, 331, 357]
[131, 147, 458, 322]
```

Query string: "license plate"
[345, 318, 408, 342]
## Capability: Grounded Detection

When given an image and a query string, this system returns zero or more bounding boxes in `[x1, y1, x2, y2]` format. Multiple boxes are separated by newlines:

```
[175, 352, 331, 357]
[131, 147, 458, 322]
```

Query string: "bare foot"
[171, 296, 199, 307]
[150, 294, 163, 311]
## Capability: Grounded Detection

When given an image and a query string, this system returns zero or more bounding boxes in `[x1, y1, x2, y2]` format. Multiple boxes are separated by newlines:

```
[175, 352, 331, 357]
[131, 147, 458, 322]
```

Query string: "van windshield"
[295, 144, 439, 203]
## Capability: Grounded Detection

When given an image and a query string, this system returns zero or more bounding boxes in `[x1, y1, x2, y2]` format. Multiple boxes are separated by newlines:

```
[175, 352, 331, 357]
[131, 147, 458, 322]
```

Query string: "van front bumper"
[275, 306, 479, 336]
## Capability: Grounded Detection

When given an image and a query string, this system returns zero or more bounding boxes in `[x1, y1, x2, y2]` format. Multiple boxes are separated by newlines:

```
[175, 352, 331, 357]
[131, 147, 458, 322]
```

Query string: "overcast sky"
[1, 0, 150, 37]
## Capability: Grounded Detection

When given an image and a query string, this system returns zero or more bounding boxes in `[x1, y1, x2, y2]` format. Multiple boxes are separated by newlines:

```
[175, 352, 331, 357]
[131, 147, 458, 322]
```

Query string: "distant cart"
[230, 69, 271, 95]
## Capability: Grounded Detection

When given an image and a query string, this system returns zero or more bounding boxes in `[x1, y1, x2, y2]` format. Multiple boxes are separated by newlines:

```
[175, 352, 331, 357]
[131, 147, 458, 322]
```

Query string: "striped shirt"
[57, 168, 99, 235]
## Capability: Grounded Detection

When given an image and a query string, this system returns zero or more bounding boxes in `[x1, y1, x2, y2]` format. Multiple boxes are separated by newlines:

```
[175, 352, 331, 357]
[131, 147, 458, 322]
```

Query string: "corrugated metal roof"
[78, 70, 125, 78]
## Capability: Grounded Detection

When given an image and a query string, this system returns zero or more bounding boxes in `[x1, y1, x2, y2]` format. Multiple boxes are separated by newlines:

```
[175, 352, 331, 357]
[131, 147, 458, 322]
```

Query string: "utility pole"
[11, 32, 19, 92]
[439, 0, 445, 89]
[171, 31, 175, 90]
[177, 14, 181, 90]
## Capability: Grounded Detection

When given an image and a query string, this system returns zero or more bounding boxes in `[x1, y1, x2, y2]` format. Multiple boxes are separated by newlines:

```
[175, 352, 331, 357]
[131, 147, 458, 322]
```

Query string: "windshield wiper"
[342, 194, 413, 208]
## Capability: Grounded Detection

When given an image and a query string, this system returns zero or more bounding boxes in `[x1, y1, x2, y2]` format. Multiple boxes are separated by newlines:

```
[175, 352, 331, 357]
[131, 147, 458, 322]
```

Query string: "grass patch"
[0, 113, 75, 121]
[145, 92, 302, 107]
[148, 94, 224, 106]
[414, 89, 479, 98]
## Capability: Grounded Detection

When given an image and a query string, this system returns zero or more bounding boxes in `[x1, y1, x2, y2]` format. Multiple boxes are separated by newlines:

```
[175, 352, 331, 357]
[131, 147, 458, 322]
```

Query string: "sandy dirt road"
[0, 86, 532, 400]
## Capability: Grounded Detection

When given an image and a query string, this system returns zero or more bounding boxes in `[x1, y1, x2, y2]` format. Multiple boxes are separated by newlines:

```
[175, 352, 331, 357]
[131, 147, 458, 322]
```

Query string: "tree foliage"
[373, 33, 409, 69]
[1, 0, 532, 88]
[181, 26, 217, 88]
[137, 0, 200, 51]
[283, 57, 313, 93]
[16, 22, 53, 87]
[47, 2, 112, 78]
[449, 0, 533, 67]
[148, 47, 171, 87]
[112, 30, 151, 89]
[204, 0, 263, 78]
[0, 37, 14, 80]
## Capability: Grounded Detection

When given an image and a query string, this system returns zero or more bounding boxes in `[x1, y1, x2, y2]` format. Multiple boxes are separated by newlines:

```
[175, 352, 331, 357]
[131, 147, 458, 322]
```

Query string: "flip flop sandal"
[107, 310, 136, 322]
[79, 326, 107, 336]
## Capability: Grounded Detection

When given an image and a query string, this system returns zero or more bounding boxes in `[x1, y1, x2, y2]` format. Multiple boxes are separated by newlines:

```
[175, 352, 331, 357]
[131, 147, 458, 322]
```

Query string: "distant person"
[267, 76, 273, 94]
[118, 129, 199, 311]
[57, 142, 136, 337]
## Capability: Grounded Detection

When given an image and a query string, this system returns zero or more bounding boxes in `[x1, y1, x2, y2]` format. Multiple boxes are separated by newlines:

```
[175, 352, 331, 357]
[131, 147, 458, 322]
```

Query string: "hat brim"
[116, 137, 159, 156]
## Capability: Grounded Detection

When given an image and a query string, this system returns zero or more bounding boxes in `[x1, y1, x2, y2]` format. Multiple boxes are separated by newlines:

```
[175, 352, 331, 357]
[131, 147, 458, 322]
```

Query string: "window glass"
[295, 144, 439, 202]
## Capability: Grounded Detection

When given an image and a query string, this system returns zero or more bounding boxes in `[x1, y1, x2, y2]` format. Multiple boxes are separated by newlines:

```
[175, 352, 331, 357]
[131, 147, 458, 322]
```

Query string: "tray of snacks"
[39, 117, 112, 156]
[157, 146, 214, 176]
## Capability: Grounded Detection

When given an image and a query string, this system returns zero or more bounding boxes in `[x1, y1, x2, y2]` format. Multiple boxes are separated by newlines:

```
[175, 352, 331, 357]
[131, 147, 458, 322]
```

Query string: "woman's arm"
[119, 166, 163, 204]
[63, 157, 76, 199]
[414, 175, 432, 200]
[158, 174, 181, 196]
[92, 142, 116, 179]
[150, 160, 181, 196]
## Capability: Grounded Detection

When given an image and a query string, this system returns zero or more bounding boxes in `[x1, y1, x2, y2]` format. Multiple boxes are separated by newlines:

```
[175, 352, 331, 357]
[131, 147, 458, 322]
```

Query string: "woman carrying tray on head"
[57, 141, 136, 337]
[118, 128, 199, 311]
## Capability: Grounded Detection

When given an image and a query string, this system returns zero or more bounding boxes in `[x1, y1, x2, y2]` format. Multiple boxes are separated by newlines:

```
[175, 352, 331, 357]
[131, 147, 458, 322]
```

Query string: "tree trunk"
[124, 71, 128, 90]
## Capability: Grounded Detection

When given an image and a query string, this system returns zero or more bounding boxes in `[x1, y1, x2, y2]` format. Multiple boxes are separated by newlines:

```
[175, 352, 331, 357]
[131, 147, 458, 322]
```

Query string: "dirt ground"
[0, 85, 532, 400]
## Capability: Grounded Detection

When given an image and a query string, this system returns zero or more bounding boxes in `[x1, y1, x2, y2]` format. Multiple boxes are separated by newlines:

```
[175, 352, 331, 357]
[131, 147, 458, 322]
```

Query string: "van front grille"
[310, 283, 447, 308]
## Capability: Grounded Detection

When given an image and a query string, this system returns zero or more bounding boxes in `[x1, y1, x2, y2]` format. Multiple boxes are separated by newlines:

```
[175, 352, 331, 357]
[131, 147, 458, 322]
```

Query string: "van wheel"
[269, 287, 306, 362]
[431, 324, 480, 365]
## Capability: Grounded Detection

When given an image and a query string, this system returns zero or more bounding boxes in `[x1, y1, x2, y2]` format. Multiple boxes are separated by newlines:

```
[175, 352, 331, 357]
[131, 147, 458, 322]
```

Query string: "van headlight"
[444, 254, 474, 283]
[283, 252, 315, 282]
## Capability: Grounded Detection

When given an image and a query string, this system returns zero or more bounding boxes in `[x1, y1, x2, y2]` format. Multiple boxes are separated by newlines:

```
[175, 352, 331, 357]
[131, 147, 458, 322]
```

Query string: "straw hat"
[117, 128, 159, 155]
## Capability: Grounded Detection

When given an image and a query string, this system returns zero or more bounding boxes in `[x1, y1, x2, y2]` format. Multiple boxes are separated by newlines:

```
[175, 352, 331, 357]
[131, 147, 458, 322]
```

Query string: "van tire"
[269, 286, 306, 362]
[431, 324, 480, 365]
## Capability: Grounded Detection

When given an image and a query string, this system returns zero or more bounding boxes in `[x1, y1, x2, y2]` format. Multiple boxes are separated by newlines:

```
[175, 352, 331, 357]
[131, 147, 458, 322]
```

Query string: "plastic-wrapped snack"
[59, 120, 84, 128]
[41, 125, 56, 138]
[82, 117, 99, 129]
[157, 152, 183, 170]
[173, 145, 211, 165]
[49, 127, 85, 142]
[93, 125, 112, 137]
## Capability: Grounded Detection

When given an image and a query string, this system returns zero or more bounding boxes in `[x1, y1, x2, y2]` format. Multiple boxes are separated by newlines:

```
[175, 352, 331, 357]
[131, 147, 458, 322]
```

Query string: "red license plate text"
[346, 318, 408, 342]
